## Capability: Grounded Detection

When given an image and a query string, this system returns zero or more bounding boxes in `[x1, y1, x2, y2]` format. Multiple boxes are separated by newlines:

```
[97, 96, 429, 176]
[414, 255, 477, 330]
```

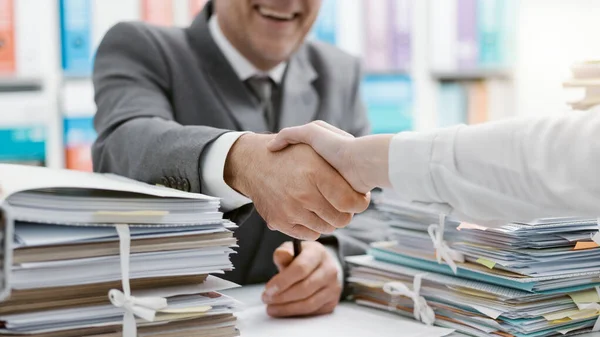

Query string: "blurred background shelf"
[0, 77, 43, 92]
[1, 0, 600, 170]
[432, 69, 513, 81]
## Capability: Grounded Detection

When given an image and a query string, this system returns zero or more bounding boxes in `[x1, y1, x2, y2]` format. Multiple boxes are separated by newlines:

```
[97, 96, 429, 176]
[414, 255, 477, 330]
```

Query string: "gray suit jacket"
[92, 2, 382, 286]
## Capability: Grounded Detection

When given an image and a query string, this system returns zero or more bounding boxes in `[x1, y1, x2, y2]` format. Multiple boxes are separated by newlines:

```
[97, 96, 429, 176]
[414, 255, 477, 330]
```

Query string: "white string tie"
[383, 274, 435, 326]
[108, 225, 168, 337]
[428, 214, 464, 274]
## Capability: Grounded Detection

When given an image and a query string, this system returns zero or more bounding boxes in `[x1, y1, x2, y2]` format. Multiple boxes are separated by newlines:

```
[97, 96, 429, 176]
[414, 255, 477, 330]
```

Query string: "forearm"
[390, 106, 600, 224]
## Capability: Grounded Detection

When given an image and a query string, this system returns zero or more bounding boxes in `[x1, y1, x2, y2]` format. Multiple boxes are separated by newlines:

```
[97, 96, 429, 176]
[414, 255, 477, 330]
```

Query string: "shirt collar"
[208, 15, 287, 84]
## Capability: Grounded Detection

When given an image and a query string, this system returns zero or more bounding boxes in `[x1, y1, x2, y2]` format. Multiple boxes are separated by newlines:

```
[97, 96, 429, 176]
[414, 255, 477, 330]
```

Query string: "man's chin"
[250, 43, 300, 65]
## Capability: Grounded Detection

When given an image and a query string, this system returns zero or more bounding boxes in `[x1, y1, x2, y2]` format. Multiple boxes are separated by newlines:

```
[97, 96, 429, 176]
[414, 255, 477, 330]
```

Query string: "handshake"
[225, 121, 393, 240]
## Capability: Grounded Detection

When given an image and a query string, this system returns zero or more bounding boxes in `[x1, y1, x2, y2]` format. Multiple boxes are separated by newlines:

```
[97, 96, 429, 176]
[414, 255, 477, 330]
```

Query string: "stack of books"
[0, 164, 241, 337]
[563, 60, 600, 110]
[347, 190, 600, 336]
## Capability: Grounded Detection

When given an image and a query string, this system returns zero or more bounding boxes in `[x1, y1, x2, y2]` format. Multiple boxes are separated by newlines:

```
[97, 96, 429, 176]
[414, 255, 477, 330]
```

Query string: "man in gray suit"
[93, 0, 377, 318]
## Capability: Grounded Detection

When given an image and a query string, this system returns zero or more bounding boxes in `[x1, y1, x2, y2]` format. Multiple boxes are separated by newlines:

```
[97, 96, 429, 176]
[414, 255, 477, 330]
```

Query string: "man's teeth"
[258, 6, 295, 20]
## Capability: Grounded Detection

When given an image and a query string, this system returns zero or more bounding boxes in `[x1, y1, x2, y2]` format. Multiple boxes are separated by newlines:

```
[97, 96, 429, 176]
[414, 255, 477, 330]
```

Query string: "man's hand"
[224, 133, 370, 240]
[262, 241, 342, 317]
[267, 121, 394, 194]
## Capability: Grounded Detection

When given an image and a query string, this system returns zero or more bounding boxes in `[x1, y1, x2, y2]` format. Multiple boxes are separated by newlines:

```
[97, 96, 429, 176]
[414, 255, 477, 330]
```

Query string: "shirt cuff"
[388, 126, 461, 204]
[323, 245, 344, 287]
[200, 131, 253, 212]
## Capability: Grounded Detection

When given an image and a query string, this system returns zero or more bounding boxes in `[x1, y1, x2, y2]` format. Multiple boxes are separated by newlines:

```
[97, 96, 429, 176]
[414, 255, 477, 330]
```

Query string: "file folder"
[0, 0, 15, 74]
[59, 0, 93, 76]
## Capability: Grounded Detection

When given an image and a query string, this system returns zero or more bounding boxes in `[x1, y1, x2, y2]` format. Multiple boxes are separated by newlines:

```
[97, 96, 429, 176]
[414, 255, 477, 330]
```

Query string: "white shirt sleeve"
[200, 132, 252, 212]
[389, 105, 600, 226]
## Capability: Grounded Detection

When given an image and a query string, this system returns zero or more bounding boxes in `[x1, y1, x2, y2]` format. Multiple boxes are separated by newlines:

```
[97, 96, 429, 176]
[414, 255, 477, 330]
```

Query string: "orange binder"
[141, 0, 174, 26]
[66, 145, 93, 172]
[0, 0, 15, 74]
[189, 0, 207, 20]
[467, 81, 489, 124]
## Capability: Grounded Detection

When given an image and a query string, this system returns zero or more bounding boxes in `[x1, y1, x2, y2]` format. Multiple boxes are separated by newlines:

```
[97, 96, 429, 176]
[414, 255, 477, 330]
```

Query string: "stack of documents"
[563, 60, 600, 110]
[0, 164, 241, 337]
[371, 190, 462, 258]
[346, 191, 600, 336]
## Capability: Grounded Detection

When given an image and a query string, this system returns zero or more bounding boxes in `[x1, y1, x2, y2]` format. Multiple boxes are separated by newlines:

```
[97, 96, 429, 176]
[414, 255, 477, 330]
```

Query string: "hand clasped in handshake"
[224, 129, 372, 240]
[268, 121, 393, 194]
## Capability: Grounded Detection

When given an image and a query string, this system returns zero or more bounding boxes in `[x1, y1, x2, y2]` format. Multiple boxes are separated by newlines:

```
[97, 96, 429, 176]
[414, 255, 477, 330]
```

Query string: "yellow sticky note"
[574, 241, 599, 250]
[94, 210, 169, 217]
[476, 258, 496, 269]
[568, 290, 600, 304]
[568, 309, 599, 320]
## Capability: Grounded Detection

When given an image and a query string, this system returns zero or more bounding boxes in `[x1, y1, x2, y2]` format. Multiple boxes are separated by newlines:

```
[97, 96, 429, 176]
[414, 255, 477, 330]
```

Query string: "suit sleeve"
[92, 22, 228, 193]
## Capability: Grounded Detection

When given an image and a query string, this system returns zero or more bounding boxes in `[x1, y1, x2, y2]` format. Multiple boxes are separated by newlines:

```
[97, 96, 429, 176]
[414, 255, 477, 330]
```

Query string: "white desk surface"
[222, 285, 600, 337]
[222, 284, 458, 337]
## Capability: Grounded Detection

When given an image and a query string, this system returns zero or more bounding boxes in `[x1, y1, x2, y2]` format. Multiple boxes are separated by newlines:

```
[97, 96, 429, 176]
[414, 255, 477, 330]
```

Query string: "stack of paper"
[346, 191, 600, 337]
[0, 164, 241, 337]
[563, 60, 600, 110]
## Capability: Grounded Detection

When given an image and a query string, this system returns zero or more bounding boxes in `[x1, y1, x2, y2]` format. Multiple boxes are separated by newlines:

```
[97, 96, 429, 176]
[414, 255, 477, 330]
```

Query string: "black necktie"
[246, 76, 277, 132]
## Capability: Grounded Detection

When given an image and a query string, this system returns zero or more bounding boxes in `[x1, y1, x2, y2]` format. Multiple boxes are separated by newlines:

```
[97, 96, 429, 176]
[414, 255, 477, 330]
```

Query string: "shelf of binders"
[0, 0, 46, 91]
[0, 0, 62, 167]
[429, 0, 517, 127]
[0, 77, 43, 92]
[58, 0, 208, 170]
[309, 0, 415, 134]
[0, 92, 53, 166]
[432, 69, 513, 81]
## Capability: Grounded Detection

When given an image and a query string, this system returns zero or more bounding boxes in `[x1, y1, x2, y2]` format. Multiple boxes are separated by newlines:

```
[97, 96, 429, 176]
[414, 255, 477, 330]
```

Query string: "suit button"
[168, 177, 177, 189]
[161, 177, 169, 187]
[182, 178, 190, 192]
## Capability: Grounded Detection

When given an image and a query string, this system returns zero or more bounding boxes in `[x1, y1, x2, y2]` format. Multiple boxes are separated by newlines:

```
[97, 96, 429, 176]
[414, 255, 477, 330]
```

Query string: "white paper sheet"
[235, 304, 454, 337]
[0, 164, 215, 204]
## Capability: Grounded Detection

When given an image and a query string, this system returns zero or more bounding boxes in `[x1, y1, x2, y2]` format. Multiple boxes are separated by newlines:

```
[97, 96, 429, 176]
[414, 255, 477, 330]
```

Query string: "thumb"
[267, 125, 313, 152]
[273, 243, 294, 271]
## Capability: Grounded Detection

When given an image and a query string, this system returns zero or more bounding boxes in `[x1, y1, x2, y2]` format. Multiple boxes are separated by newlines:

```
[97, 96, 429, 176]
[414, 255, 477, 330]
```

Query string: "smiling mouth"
[255, 5, 300, 21]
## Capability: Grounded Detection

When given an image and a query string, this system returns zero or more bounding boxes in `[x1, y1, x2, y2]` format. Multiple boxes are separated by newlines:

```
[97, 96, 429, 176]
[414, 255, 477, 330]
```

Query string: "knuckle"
[294, 190, 313, 205]
[322, 302, 336, 314]
[326, 266, 339, 280]
[307, 231, 320, 241]
[358, 197, 370, 211]
[322, 225, 336, 235]
[333, 212, 352, 228]
[299, 279, 312, 293]
[307, 297, 321, 310]
[297, 262, 312, 277]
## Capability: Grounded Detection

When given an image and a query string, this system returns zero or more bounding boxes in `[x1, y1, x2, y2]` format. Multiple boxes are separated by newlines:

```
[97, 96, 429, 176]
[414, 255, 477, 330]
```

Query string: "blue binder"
[0, 126, 46, 162]
[310, 0, 337, 45]
[60, 0, 93, 77]
[362, 74, 413, 134]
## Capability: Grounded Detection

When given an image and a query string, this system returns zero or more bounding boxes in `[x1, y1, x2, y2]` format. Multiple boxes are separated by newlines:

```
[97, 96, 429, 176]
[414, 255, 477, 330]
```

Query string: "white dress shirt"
[202, 16, 343, 284]
[200, 15, 286, 211]
[389, 105, 600, 226]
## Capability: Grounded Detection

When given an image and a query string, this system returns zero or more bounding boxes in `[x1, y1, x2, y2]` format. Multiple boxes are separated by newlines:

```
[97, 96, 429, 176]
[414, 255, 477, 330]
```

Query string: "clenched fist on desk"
[262, 241, 342, 317]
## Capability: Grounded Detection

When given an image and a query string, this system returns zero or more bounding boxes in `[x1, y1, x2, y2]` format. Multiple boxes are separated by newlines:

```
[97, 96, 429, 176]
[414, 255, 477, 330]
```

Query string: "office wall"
[516, 0, 600, 117]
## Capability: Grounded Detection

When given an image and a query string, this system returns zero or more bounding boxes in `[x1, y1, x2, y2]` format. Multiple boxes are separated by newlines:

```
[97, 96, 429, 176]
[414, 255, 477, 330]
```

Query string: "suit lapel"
[185, 3, 268, 133]
[278, 48, 319, 129]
